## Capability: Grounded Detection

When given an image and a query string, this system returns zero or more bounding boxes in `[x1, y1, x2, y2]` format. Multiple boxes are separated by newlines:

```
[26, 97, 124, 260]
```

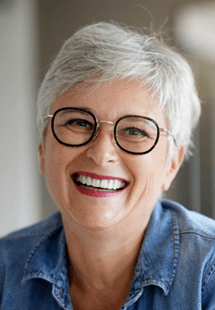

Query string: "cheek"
[44, 138, 83, 170]
[126, 152, 166, 191]
[44, 154, 64, 204]
[43, 144, 69, 198]
[44, 143, 88, 193]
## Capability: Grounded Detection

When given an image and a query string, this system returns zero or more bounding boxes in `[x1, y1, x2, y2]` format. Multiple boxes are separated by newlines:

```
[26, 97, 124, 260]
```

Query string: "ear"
[162, 146, 185, 191]
[38, 143, 46, 174]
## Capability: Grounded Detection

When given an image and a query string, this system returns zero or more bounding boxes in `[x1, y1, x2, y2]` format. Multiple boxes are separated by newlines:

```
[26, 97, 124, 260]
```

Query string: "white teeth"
[86, 176, 92, 186]
[92, 178, 100, 187]
[113, 180, 119, 190]
[80, 174, 87, 184]
[100, 179, 108, 188]
[76, 174, 126, 190]
[107, 180, 113, 189]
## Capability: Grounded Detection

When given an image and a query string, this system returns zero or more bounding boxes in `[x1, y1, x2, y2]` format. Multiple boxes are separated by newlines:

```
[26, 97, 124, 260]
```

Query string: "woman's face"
[39, 80, 183, 232]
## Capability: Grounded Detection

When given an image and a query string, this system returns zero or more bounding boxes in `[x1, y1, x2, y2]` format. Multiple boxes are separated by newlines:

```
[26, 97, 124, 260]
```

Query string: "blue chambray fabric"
[1, 199, 215, 309]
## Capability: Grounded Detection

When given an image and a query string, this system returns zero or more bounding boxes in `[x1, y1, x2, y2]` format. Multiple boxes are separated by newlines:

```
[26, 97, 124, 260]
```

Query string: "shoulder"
[0, 211, 62, 241]
[160, 199, 215, 238]
[0, 212, 63, 259]
[0, 212, 65, 307]
[159, 200, 215, 306]
[0, 212, 63, 282]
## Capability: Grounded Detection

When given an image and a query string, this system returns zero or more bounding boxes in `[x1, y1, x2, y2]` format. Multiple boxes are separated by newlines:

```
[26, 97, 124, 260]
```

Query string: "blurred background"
[1, 0, 215, 236]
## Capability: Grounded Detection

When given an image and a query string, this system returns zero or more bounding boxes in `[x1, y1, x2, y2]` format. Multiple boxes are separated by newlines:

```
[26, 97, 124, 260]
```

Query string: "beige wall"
[0, 0, 42, 236]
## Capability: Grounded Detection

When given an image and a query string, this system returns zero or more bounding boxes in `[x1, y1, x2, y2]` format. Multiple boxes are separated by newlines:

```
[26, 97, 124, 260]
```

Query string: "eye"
[121, 127, 148, 137]
[66, 118, 94, 130]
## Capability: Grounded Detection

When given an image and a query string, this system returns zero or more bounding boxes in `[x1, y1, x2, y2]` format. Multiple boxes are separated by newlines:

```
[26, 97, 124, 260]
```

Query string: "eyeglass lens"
[52, 108, 159, 154]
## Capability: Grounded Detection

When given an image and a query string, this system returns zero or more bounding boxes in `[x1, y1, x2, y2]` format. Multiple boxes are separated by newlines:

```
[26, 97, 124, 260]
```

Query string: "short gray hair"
[37, 21, 201, 159]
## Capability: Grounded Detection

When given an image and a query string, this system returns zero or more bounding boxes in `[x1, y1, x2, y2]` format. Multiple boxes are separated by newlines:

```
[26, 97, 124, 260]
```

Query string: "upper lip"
[72, 171, 128, 183]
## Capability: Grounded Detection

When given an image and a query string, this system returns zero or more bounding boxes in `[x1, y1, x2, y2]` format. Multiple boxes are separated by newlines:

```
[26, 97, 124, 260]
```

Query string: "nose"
[85, 127, 119, 166]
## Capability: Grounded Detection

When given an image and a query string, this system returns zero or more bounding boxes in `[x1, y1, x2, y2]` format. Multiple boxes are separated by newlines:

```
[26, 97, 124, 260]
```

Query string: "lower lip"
[74, 183, 124, 198]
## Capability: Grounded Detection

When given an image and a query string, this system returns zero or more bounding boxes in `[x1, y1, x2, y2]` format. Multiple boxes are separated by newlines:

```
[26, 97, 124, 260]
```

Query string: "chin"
[66, 206, 124, 231]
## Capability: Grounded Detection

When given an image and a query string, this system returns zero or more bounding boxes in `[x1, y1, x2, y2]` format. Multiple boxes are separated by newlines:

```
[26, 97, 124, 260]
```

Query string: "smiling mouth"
[72, 173, 128, 192]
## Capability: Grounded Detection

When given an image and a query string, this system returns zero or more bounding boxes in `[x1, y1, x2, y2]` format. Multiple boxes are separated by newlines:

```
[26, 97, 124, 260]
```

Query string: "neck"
[63, 214, 147, 288]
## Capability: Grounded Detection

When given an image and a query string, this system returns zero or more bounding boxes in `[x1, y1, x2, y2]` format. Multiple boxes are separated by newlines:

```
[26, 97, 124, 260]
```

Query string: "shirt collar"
[21, 200, 180, 308]
[126, 200, 180, 307]
[22, 217, 72, 309]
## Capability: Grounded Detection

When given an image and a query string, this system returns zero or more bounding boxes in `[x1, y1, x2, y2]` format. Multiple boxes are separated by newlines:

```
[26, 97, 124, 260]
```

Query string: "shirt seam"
[180, 231, 215, 239]
[164, 210, 179, 293]
[167, 211, 177, 288]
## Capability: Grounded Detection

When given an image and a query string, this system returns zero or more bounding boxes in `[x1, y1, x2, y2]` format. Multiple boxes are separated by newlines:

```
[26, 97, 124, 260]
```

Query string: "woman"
[0, 22, 214, 310]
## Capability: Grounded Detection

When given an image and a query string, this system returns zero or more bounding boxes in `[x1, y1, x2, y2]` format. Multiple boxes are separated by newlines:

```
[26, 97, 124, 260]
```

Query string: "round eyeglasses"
[45, 107, 176, 155]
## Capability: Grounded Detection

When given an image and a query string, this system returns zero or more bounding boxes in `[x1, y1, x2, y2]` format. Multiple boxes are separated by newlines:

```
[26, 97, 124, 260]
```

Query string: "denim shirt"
[1, 199, 215, 310]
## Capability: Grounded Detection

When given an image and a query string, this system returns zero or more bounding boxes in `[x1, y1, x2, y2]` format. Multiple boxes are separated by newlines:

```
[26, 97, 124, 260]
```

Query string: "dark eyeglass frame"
[45, 107, 176, 155]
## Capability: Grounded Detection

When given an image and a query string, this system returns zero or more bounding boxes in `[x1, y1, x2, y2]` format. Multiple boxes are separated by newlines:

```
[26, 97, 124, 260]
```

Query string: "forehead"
[51, 79, 164, 123]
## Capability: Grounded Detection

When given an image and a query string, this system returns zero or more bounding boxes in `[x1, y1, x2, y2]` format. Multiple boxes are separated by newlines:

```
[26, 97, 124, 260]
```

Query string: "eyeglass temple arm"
[45, 115, 53, 120]
[160, 128, 176, 144]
